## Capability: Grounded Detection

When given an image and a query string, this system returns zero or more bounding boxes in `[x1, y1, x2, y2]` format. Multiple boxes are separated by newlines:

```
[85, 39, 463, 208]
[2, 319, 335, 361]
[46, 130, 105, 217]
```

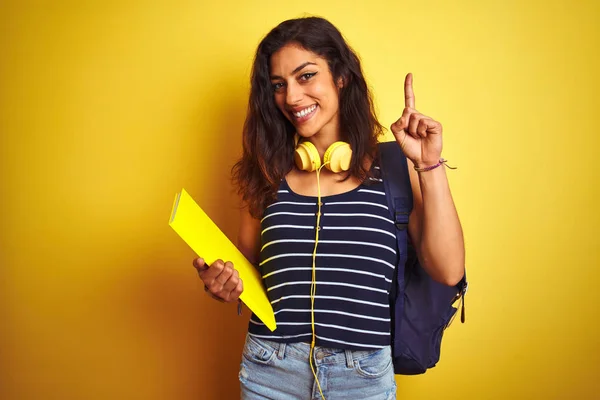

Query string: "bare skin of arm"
[392, 73, 465, 286]
[406, 158, 465, 286]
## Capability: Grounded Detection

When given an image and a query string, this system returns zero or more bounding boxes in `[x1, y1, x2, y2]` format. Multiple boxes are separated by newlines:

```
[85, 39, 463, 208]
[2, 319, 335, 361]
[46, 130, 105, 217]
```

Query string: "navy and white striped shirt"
[248, 166, 398, 350]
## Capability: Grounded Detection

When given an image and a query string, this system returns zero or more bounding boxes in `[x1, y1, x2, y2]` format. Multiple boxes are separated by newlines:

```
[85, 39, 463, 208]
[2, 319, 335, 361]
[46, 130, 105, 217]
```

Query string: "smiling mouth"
[291, 104, 318, 123]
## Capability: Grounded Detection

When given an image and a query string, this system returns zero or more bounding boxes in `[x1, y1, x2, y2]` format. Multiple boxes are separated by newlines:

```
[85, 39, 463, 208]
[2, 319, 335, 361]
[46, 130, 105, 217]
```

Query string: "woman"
[193, 16, 464, 399]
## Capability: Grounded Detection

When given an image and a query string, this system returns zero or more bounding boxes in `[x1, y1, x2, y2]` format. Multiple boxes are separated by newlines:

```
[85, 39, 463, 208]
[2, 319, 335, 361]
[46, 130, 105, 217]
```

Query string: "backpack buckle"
[395, 211, 409, 230]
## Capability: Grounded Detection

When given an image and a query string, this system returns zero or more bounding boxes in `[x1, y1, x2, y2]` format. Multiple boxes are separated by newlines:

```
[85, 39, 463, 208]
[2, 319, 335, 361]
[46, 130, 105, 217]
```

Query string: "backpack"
[378, 141, 468, 375]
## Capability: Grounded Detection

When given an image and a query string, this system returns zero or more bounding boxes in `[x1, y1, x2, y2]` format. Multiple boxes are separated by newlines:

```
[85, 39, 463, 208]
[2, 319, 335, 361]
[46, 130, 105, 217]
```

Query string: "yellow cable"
[309, 163, 327, 400]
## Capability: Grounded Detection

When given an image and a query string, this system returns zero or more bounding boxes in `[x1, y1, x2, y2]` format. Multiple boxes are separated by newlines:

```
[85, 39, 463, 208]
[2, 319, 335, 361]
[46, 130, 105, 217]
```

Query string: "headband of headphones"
[293, 134, 352, 173]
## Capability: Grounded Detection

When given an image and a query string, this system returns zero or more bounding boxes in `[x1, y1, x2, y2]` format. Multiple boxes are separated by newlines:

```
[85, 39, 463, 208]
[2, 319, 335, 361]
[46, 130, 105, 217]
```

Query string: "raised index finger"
[404, 73, 415, 109]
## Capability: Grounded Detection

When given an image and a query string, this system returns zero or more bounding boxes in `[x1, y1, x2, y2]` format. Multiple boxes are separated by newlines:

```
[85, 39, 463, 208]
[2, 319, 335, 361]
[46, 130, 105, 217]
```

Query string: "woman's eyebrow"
[270, 61, 317, 80]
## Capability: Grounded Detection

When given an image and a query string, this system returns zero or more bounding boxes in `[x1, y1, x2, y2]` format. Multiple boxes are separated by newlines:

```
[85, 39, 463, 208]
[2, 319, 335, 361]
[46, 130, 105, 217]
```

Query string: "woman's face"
[269, 43, 341, 140]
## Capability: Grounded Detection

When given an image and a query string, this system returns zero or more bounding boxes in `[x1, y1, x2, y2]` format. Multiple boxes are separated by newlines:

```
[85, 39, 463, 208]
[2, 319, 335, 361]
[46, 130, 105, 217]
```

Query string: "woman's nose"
[285, 82, 303, 105]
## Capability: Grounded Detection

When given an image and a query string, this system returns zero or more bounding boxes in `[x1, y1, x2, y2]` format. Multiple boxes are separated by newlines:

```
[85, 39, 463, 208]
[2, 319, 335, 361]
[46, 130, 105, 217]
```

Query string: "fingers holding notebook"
[194, 257, 244, 303]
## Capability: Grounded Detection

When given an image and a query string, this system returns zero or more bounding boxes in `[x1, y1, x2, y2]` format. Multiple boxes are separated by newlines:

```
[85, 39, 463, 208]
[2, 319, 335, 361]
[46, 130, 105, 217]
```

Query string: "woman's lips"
[291, 104, 318, 123]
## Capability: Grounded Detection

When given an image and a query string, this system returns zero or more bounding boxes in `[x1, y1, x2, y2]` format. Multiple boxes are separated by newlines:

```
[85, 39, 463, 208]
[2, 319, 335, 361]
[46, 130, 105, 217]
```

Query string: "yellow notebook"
[169, 188, 276, 331]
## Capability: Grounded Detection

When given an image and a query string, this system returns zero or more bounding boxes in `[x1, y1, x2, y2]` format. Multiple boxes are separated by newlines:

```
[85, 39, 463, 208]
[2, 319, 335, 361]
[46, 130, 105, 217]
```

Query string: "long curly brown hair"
[232, 17, 384, 218]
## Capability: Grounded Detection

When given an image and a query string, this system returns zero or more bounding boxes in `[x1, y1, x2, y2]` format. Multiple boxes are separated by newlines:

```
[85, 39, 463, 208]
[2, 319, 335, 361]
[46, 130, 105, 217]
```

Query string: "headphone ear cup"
[294, 141, 321, 172]
[324, 141, 352, 173]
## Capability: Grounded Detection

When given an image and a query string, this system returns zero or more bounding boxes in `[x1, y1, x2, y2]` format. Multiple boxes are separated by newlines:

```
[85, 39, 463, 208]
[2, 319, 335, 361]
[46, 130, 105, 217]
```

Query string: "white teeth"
[294, 105, 316, 118]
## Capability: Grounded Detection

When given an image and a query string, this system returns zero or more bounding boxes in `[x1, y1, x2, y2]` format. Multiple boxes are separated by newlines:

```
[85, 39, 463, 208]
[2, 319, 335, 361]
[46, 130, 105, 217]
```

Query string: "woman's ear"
[337, 76, 345, 88]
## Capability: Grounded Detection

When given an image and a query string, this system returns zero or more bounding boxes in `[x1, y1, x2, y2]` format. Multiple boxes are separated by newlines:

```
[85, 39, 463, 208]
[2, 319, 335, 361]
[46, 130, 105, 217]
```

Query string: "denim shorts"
[239, 334, 397, 400]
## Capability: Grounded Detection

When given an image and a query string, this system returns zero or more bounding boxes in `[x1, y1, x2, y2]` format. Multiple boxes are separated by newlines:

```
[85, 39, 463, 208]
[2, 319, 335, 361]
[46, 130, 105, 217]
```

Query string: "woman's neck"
[307, 113, 342, 157]
[306, 131, 343, 158]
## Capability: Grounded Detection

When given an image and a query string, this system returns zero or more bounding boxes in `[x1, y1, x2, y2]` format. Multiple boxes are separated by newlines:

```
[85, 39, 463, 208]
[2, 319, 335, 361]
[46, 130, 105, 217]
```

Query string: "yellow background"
[1, 1, 598, 399]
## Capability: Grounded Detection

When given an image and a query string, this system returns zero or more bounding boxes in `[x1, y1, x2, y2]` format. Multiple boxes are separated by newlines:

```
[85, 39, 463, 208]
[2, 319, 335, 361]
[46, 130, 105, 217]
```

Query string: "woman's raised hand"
[390, 73, 444, 168]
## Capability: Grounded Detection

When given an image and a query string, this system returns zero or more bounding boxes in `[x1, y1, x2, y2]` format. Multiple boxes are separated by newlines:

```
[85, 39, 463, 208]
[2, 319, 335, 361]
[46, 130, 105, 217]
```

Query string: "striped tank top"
[247, 164, 398, 350]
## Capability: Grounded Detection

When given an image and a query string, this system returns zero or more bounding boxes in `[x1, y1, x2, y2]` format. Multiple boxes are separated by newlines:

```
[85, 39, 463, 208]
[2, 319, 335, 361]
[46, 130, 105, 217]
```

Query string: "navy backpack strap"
[378, 141, 412, 267]
[377, 141, 413, 361]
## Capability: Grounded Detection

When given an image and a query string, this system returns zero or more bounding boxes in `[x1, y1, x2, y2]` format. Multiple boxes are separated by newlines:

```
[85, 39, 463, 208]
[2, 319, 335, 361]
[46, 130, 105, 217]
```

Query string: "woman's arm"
[391, 73, 465, 286]
[237, 205, 262, 266]
[407, 159, 465, 286]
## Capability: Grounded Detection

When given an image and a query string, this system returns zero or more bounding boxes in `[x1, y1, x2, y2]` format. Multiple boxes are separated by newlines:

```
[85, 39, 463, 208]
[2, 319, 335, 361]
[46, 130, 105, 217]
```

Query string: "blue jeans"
[239, 334, 397, 400]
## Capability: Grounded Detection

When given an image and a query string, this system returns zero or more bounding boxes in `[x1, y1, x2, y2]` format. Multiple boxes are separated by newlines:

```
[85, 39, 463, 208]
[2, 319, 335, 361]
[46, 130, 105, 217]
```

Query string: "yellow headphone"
[293, 135, 352, 173]
[292, 134, 352, 400]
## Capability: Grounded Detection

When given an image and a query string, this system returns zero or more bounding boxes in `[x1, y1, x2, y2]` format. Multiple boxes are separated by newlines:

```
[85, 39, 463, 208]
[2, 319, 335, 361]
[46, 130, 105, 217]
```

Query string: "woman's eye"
[300, 72, 316, 81]
[272, 82, 284, 91]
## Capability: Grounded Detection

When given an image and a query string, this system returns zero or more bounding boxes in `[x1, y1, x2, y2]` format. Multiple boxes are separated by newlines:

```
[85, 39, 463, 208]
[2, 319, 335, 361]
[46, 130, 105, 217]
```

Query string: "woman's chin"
[295, 122, 319, 138]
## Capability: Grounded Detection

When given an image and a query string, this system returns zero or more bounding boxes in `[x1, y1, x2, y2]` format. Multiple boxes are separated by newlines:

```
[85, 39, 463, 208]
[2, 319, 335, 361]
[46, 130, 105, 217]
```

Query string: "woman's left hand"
[390, 73, 443, 168]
